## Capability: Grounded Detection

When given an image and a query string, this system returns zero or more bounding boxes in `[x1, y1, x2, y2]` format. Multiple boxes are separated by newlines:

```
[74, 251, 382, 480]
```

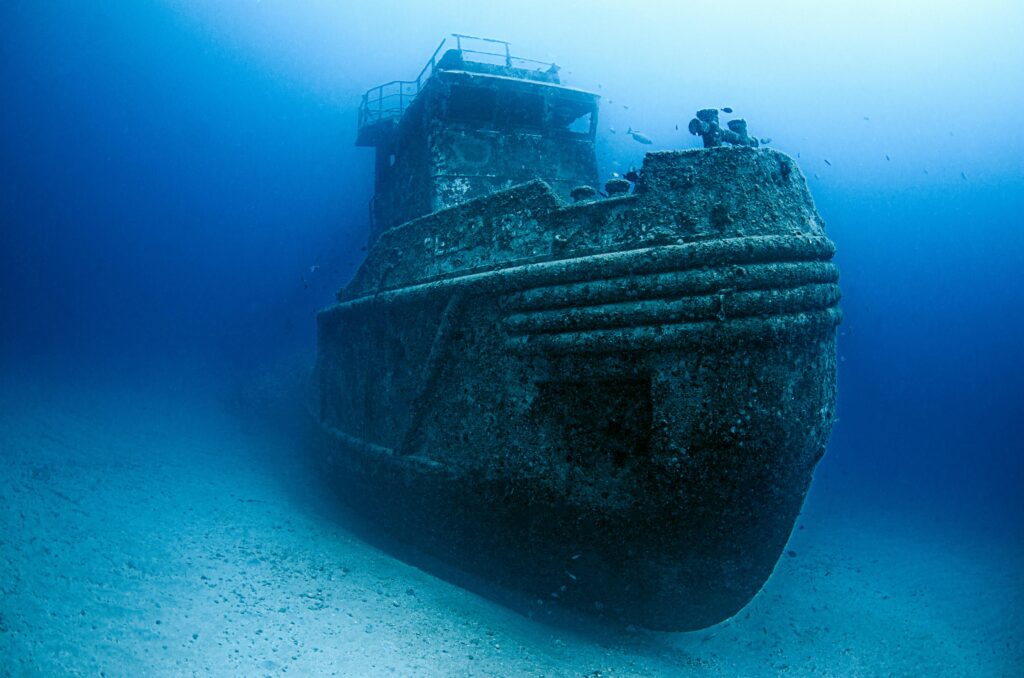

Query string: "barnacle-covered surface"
[314, 146, 840, 630]
[362, 66, 600, 244]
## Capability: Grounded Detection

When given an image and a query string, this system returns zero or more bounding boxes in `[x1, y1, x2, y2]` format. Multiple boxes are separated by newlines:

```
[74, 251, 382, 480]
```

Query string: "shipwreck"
[312, 35, 841, 631]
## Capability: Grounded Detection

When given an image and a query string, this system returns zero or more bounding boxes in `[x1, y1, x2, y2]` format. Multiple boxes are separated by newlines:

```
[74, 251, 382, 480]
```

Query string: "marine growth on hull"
[314, 34, 840, 631]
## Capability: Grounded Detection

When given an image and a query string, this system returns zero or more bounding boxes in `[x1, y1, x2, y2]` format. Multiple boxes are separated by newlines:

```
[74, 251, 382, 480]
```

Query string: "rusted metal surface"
[317, 44, 839, 630]
[315, 145, 839, 630]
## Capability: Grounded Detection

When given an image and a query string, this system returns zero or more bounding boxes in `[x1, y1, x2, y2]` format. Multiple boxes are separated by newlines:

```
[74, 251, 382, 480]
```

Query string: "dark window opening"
[500, 92, 545, 130]
[446, 85, 497, 123]
[549, 97, 596, 138]
[567, 110, 592, 135]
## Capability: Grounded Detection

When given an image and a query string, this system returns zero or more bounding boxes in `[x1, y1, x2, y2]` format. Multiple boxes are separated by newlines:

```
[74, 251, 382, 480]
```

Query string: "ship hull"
[313, 147, 840, 630]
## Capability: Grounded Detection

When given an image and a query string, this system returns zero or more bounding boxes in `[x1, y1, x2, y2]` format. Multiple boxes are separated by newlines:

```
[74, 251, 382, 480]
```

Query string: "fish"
[721, 107, 733, 113]
[609, 126, 616, 133]
[627, 127, 653, 144]
[675, 124, 679, 130]
[759, 137, 772, 145]
[863, 116, 870, 121]
[885, 154, 891, 161]
[823, 158, 832, 167]
[960, 171, 968, 180]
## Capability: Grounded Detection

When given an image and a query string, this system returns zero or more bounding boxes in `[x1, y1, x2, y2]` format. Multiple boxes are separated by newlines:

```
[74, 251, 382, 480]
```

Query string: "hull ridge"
[314, 147, 840, 630]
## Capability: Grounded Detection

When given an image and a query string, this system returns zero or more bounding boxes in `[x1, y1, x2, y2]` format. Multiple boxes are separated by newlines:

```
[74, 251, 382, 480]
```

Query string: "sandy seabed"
[1, 375, 1020, 677]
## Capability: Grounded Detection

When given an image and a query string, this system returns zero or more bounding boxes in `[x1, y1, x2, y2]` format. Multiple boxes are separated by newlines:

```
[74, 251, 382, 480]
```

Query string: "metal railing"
[357, 35, 558, 134]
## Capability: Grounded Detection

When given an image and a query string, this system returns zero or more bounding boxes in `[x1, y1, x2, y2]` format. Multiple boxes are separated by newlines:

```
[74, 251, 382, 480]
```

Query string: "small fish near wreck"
[312, 34, 841, 631]
[627, 127, 654, 144]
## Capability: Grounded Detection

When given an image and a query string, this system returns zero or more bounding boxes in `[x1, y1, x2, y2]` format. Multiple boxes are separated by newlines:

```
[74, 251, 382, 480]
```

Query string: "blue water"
[2, 2, 1021, 675]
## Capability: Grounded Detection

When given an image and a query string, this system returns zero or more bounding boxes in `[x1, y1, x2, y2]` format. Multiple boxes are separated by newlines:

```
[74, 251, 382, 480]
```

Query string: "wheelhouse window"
[500, 91, 545, 131]
[445, 85, 497, 123]
[549, 96, 596, 139]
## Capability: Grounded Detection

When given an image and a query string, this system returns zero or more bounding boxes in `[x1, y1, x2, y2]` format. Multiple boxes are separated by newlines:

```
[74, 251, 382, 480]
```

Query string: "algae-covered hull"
[313, 147, 840, 630]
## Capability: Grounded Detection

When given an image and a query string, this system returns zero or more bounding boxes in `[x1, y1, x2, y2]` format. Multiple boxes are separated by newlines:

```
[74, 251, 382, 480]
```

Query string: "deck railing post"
[360, 35, 559, 132]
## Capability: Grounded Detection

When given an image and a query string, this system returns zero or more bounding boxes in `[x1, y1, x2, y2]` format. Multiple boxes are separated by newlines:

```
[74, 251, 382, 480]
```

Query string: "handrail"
[358, 34, 559, 136]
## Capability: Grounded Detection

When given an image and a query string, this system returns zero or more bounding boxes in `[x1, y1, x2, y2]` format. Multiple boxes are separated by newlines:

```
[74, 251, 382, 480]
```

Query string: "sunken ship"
[312, 35, 840, 631]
